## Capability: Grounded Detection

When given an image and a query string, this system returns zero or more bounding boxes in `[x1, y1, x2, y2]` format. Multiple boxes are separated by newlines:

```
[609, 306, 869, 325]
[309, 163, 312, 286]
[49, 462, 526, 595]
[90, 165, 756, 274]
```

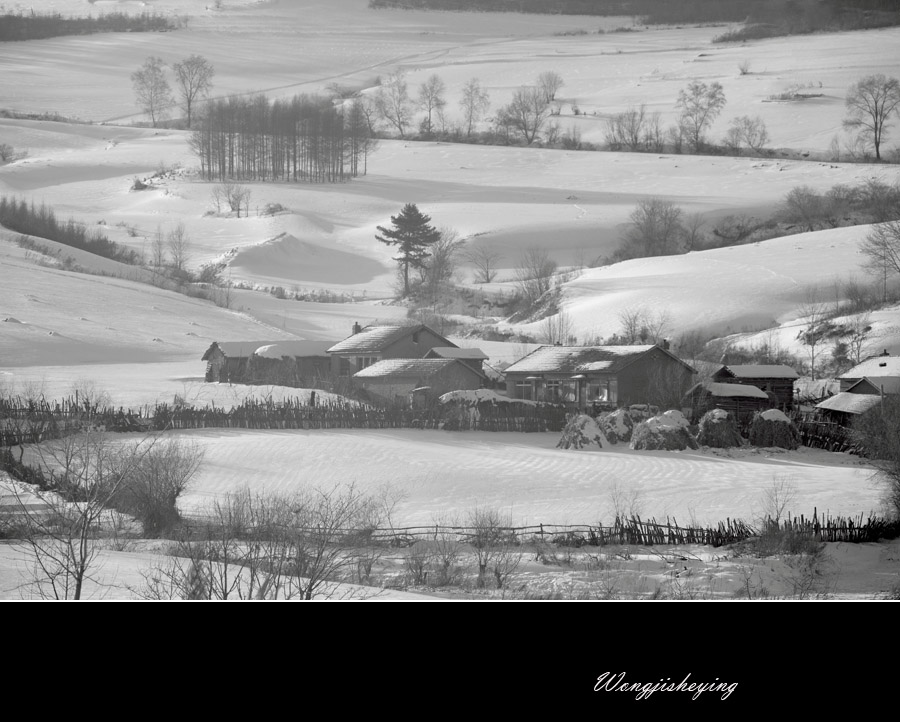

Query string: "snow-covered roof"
[695, 382, 770, 399]
[253, 340, 333, 359]
[717, 364, 799, 379]
[840, 355, 900, 380]
[327, 324, 453, 354]
[815, 392, 881, 415]
[354, 358, 463, 379]
[426, 347, 488, 360]
[504, 345, 674, 375]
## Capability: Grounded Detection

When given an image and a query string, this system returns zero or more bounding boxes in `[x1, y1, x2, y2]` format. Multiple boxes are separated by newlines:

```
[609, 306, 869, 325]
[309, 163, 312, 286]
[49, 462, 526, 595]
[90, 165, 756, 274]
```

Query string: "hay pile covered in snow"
[598, 408, 634, 445]
[748, 409, 800, 450]
[697, 409, 744, 449]
[557, 414, 610, 450]
[630, 410, 699, 451]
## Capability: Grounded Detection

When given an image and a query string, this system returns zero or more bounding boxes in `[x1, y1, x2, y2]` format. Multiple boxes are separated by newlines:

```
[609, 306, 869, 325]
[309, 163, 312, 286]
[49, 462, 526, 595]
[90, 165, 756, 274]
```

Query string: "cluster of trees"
[131, 54, 214, 128]
[369, 69, 563, 146]
[189, 94, 374, 183]
[0, 196, 139, 265]
[0, 11, 175, 41]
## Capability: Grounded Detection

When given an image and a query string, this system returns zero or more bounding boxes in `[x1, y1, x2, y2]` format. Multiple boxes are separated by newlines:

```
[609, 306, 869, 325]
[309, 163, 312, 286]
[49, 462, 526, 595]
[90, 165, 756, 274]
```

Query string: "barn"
[711, 364, 798, 412]
[686, 381, 771, 423]
[249, 341, 332, 387]
[353, 358, 485, 404]
[503, 344, 696, 411]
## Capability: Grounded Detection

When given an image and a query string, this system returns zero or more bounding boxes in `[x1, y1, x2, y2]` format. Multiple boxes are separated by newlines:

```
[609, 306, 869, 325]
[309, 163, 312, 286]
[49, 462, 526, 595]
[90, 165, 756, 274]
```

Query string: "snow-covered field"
[2, 1, 900, 598]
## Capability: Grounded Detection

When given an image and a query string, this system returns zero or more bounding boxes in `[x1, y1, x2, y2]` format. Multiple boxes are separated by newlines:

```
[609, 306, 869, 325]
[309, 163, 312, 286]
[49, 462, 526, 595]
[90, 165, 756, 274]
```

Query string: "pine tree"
[375, 203, 441, 296]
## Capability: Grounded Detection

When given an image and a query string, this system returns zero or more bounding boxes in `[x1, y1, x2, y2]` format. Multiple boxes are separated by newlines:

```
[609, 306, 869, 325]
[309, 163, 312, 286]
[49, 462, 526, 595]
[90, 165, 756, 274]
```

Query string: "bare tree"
[465, 244, 502, 284]
[617, 306, 646, 345]
[795, 287, 832, 380]
[846, 312, 873, 365]
[466, 506, 521, 590]
[537, 70, 565, 104]
[860, 220, 900, 302]
[167, 222, 191, 274]
[504, 86, 550, 145]
[682, 211, 707, 252]
[676, 80, 726, 152]
[459, 77, 491, 138]
[131, 56, 173, 127]
[150, 224, 166, 268]
[173, 54, 214, 129]
[417, 74, 447, 137]
[539, 310, 574, 345]
[417, 227, 465, 301]
[375, 70, 413, 138]
[8, 427, 187, 599]
[843, 74, 900, 162]
[622, 197, 685, 257]
[782, 186, 825, 232]
[605, 105, 650, 151]
[212, 182, 251, 218]
[515, 247, 557, 307]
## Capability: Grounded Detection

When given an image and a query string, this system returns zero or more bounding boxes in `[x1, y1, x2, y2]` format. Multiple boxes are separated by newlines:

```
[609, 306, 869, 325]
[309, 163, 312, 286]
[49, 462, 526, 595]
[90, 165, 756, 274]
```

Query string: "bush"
[852, 396, 900, 518]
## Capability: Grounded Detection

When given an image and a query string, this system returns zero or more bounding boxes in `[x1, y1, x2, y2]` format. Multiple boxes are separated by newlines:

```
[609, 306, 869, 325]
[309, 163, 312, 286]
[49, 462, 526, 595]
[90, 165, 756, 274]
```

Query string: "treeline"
[0, 197, 139, 265]
[369, 0, 900, 34]
[190, 94, 373, 183]
[0, 11, 176, 42]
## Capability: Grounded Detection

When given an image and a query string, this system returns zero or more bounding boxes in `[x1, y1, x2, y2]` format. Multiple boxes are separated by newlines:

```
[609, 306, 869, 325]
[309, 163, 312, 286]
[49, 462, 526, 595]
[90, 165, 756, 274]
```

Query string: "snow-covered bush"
[748, 409, 800, 450]
[630, 410, 699, 451]
[697, 409, 743, 448]
[557, 414, 610, 450]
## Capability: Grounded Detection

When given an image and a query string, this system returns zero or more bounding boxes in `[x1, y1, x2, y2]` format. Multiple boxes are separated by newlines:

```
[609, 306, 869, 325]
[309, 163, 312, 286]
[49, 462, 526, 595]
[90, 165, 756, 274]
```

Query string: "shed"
[686, 381, 772, 422]
[352, 358, 484, 404]
[712, 364, 798, 412]
[250, 340, 333, 387]
[814, 392, 881, 425]
[845, 377, 900, 396]
[202, 341, 280, 383]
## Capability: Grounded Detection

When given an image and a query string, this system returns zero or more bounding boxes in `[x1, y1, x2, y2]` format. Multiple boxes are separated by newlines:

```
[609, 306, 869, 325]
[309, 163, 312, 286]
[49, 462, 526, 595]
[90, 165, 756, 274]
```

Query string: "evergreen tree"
[375, 203, 441, 296]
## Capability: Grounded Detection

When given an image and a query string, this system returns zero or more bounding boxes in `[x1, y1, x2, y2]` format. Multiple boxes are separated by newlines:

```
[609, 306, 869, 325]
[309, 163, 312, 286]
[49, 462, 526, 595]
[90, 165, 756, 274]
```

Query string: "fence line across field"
[177, 510, 895, 548]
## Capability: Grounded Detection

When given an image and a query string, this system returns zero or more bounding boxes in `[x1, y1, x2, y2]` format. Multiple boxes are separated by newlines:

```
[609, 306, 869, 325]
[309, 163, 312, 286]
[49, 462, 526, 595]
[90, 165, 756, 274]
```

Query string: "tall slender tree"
[173, 54, 215, 129]
[131, 56, 173, 127]
[376, 203, 441, 296]
[843, 74, 900, 161]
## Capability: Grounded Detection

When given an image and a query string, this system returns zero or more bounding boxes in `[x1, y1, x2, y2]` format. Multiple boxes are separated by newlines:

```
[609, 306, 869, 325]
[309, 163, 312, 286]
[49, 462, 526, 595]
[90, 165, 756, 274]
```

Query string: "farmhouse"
[686, 381, 772, 422]
[423, 346, 488, 374]
[503, 344, 696, 409]
[711, 364, 798, 412]
[327, 323, 456, 377]
[353, 358, 485, 404]
[838, 351, 900, 391]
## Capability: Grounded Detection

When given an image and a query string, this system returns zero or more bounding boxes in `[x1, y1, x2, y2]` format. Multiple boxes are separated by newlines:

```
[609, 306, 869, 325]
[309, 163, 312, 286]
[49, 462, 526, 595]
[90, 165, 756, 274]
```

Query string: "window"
[356, 356, 378, 369]
[412, 331, 420, 344]
[515, 380, 533, 401]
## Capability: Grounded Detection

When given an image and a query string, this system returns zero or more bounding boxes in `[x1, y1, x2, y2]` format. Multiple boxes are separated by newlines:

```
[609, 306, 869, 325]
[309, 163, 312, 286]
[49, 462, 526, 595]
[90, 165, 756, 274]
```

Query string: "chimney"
[352, 322, 361, 335]
[662, 338, 670, 351]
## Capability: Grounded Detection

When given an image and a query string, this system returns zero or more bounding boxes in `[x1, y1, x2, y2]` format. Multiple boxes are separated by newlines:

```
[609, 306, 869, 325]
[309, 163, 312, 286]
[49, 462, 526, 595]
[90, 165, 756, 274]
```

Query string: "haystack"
[748, 409, 800, 450]
[557, 414, 610, 450]
[697, 409, 744, 448]
[630, 410, 699, 451]
[598, 408, 634, 444]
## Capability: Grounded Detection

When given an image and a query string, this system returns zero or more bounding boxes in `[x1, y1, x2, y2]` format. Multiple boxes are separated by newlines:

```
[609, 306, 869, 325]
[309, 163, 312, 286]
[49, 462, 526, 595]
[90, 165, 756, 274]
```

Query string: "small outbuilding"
[711, 364, 799, 412]
[685, 381, 771, 423]
[249, 340, 333, 387]
[839, 352, 900, 391]
[352, 358, 485, 404]
[202, 341, 279, 383]
[327, 323, 457, 378]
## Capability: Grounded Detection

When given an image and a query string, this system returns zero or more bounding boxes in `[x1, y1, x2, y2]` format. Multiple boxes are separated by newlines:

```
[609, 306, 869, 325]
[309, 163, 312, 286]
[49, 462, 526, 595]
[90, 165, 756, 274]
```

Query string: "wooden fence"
[764, 509, 900, 544]
[796, 419, 862, 453]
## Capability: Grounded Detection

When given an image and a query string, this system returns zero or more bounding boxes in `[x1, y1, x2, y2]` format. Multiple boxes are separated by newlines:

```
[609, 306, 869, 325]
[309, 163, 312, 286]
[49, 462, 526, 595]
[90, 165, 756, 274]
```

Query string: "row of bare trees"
[189, 94, 375, 182]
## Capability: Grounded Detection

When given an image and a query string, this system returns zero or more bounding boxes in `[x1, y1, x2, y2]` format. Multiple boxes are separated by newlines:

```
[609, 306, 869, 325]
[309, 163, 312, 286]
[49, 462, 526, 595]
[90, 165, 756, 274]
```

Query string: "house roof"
[690, 381, 770, 399]
[354, 358, 482, 379]
[425, 347, 488, 361]
[254, 340, 333, 359]
[815, 392, 881, 415]
[201, 341, 280, 361]
[326, 324, 455, 354]
[839, 355, 900, 380]
[845, 377, 900, 395]
[504, 344, 695, 375]
[715, 364, 799, 380]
